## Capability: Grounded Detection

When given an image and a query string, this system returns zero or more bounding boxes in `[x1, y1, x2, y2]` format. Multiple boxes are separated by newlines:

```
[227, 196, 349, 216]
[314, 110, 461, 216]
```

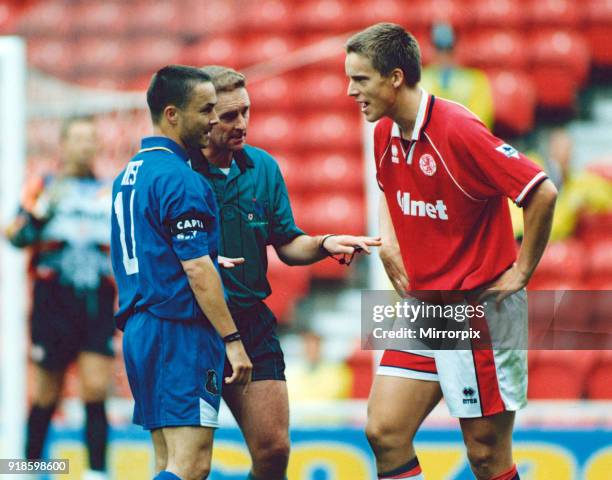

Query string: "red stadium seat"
[125, 38, 183, 76]
[526, 0, 582, 29]
[298, 193, 366, 235]
[347, 0, 412, 31]
[466, 0, 524, 29]
[310, 258, 351, 279]
[16, 2, 73, 36]
[240, 34, 297, 68]
[295, 0, 352, 33]
[586, 351, 612, 399]
[457, 31, 527, 70]
[267, 247, 311, 322]
[178, 0, 240, 37]
[528, 350, 596, 399]
[124, 1, 180, 35]
[486, 70, 535, 135]
[71, 2, 127, 36]
[529, 240, 587, 288]
[272, 150, 307, 194]
[303, 151, 364, 194]
[399, 0, 466, 32]
[576, 211, 612, 244]
[294, 69, 353, 110]
[585, 239, 612, 286]
[179, 35, 245, 70]
[247, 112, 298, 150]
[346, 346, 374, 399]
[293, 34, 347, 72]
[27, 39, 75, 77]
[529, 30, 590, 86]
[584, 0, 612, 66]
[528, 30, 590, 108]
[242, 0, 296, 33]
[248, 74, 296, 111]
[297, 112, 361, 149]
[72, 39, 128, 75]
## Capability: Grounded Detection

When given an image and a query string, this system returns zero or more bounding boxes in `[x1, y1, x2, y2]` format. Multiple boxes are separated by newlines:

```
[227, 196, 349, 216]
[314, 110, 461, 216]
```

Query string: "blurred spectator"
[512, 128, 612, 241]
[286, 330, 352, 402]
[421, 23, 495, 128]
[546, 128, 573, 190]
[4, 117, 114, 480]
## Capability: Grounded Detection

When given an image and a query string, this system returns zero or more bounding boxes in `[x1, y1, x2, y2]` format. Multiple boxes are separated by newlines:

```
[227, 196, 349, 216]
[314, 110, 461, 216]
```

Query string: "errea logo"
[397, 191, 448, 220]
[495, 143, 519, 159]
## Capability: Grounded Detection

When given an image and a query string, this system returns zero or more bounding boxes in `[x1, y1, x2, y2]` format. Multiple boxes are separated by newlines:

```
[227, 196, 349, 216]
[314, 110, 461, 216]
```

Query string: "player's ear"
[164, 105, 180, 126]
[390, 68, 404, 89]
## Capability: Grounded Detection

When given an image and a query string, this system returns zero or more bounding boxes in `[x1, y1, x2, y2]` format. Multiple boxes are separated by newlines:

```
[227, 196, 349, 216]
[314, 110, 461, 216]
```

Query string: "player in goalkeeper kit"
[6, 117, 114, 480]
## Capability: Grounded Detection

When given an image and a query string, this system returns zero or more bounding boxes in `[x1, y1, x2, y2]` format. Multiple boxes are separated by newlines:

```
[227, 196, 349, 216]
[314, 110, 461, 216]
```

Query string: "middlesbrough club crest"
[419, 154, 436, 176]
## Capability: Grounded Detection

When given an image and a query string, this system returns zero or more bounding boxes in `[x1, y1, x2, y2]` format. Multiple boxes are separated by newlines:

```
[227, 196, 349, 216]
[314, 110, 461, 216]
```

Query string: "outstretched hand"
[322, 235, 382, 256]
[218, 256, 245, 269]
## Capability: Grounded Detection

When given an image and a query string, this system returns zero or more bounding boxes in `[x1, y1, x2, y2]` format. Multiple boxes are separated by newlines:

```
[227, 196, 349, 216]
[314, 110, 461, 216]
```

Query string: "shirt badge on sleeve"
[495, 143, 520, 159]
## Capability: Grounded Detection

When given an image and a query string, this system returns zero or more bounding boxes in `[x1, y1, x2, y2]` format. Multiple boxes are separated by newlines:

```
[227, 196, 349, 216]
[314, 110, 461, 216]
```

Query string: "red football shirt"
[374, 90, 547, 290]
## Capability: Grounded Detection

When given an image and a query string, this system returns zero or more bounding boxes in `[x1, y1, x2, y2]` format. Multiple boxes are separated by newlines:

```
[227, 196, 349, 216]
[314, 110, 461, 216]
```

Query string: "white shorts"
[376, 289, 528, 418]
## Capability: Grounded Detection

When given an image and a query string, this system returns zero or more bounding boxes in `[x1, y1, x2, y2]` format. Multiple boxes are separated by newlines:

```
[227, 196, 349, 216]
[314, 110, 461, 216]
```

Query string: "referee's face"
[209, 87, 251, 153]
[179, 81, 219, 150]
[345, 52, 397, 122]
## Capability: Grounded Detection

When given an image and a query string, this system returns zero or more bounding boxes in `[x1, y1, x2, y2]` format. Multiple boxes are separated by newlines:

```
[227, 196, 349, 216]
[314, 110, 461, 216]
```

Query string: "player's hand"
[323, 235, 382, 256]
[224, 340, 252, 391]
[218, 256, 245, 269]
[477, 263, 529, 310]
[380, 244, 409, 297]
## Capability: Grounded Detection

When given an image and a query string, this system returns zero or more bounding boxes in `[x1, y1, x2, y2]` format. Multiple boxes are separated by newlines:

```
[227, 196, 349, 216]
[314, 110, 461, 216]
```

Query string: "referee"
[192, 66, 381, 480]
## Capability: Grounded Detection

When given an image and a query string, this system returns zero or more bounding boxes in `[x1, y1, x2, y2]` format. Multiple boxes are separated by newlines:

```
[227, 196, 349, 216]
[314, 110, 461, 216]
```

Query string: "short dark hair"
[200, 65, 246, 93]
[346, 23, 421, 86]
[146, 65, 212, 123]
[60, 115, 95, 140]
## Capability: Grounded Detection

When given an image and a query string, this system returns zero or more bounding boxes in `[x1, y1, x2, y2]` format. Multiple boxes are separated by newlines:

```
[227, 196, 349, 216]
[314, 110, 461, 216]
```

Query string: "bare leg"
[151, 429, 168, 474]
[366, 375, 442, 473]
[162, 426, 215, 480]
[223, 380, 290, 479]
[460, 411, 516, 480]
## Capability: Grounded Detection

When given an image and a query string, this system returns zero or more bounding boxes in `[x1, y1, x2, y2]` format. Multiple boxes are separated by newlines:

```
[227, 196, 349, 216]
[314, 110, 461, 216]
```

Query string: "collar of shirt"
[140, 136, 190, 163]
[391, 88, 435, 142]
[190, 147, 255, 178]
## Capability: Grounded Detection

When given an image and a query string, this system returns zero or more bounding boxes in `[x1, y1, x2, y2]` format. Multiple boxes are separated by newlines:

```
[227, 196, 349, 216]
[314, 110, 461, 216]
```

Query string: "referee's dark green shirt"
[192, 144, 304, 312]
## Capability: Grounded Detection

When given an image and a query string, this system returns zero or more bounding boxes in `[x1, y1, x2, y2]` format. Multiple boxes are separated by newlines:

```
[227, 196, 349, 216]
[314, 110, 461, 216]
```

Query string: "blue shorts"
[122, 311, 224, 430]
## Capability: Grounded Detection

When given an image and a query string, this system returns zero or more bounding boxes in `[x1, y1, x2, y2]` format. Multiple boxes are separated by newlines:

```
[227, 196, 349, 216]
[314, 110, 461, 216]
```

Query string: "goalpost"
[0, 36, 27, 459]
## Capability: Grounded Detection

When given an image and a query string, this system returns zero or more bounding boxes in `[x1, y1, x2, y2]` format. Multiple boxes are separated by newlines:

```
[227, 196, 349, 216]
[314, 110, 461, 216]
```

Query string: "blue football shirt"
[111, 136, 221, 330]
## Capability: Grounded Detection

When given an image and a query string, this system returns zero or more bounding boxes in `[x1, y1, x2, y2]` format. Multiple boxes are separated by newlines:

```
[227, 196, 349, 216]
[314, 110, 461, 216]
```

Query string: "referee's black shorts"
[223, 301, 286, 382]
[30, 276, 116, 371]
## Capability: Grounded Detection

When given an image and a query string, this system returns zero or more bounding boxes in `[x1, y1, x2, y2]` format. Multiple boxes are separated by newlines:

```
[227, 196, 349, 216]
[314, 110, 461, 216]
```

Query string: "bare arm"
[378, 194, 409, 297]
[181, 255, 252, 386]
[486, 179, 558, 305]
[275, 234, 382, 266]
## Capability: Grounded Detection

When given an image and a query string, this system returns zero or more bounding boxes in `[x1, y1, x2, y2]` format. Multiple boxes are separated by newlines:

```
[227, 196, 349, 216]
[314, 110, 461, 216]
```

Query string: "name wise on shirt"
[396, 190, 448, 220]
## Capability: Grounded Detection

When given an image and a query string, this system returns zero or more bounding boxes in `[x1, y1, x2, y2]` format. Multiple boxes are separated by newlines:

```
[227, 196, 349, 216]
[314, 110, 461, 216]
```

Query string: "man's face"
[208, 87, 250, 152]
[345, 52, 397, 122]
[178, 81, 218, 150]
[62, 121, 97, 169]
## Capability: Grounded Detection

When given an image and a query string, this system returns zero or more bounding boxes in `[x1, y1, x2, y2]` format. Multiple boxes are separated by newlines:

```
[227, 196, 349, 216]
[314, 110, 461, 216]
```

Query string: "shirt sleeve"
[451, 116, 547, 206]
[269, 162, 305, 247]
[159, 171, 216, 261]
